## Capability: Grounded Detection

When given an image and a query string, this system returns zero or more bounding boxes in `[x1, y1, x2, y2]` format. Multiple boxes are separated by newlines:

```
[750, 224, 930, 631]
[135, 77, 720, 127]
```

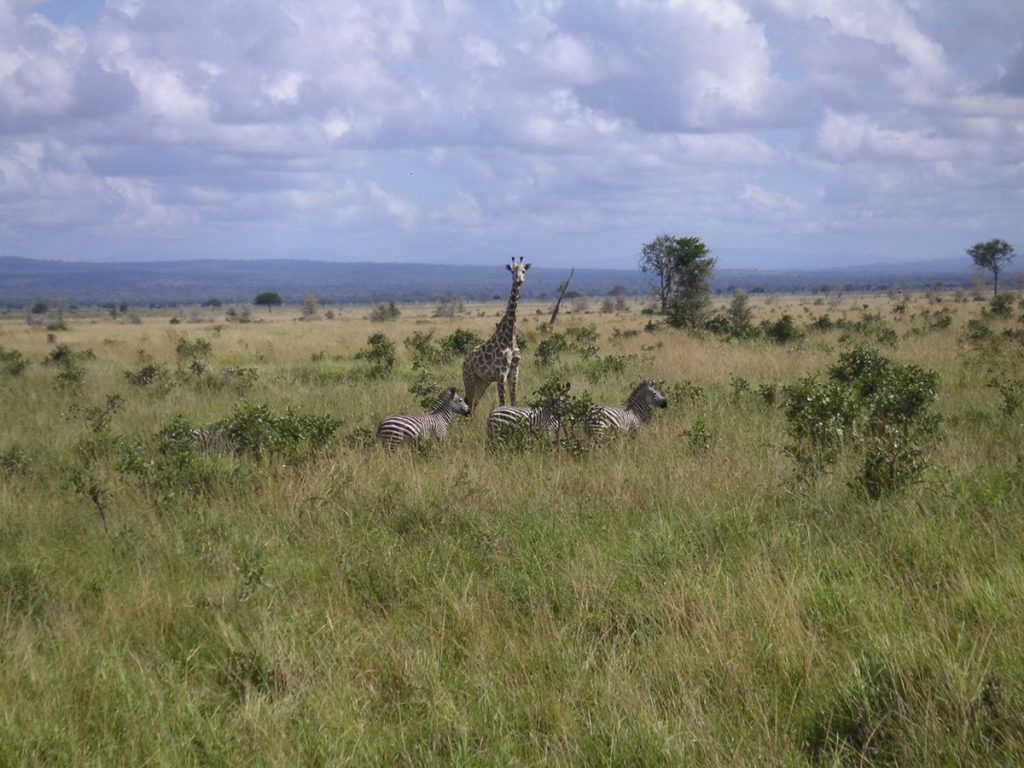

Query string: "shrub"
[784, 347, 940, 494]
[762, 314, 804, 344]
[408, 370, 444, 409]
[434, 297, 465, 317]
[564, 325, 599, 357]
[125, 363, 170, 389]
[208, 404, 341, 460]
[440, 328, 483, 356]
[684, 420, 714, 454]
[924, 307, 953, 330]
[43, 344, 93, 391]
[990, 292, 1015, 317]
[782, 376, 861, 474]
[355, 333, 396, 379]
[580, 354, 630, 383]
[175, 336, 212, 361]
[536, 333, 568, 366]
[403, 330, 445, 368]
[988, 373, 1024, 416]
[528, 378, 595, 452]
[225, 306, 252, 323]
[370, 301, 401, 322]
[965, 319, 992, 342]
[0, 347, 28, 376]
[0, 445, 30, 477]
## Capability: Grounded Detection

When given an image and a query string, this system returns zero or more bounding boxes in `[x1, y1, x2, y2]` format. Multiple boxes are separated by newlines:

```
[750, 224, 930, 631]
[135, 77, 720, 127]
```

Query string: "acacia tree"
[664, 236, 716, 329]
[967, 239, 1016, 296]
[253, 291, 283, 313]
[639, 234, 676, 313]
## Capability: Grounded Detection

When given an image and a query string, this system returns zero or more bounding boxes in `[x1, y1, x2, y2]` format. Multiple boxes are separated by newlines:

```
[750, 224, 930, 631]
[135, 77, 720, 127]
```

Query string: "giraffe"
[462, 257, 531, 415]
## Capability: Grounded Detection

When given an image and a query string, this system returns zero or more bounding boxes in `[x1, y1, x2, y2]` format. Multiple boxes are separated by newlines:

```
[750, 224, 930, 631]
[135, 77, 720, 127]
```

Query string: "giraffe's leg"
[509, 358, 520, 406]
[496, 374, 506, 406]
[465, 376, 488, 416]
[463, 367, 479, 415]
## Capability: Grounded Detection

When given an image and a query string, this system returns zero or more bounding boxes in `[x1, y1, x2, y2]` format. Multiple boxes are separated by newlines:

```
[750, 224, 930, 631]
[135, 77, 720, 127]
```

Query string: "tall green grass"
[1, 292, 1022, 765]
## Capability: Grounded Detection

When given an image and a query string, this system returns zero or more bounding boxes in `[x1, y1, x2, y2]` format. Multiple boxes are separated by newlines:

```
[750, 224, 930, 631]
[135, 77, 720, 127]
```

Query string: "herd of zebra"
[375, 380, 670, 450]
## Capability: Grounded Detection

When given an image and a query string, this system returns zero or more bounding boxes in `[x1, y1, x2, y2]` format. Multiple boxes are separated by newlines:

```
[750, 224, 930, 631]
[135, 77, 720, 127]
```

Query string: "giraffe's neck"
[494, 280, 521, 347]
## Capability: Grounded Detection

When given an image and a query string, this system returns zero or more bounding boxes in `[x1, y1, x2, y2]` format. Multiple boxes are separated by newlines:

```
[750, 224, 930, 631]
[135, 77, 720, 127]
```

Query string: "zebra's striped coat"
[377, 388, 470, 449]
[585, 380, 668, 439]
[486, 406, 559, 441]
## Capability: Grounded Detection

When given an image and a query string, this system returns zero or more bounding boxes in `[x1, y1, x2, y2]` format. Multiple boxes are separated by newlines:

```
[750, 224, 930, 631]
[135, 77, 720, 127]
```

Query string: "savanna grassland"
[1, 290, 1023, 766]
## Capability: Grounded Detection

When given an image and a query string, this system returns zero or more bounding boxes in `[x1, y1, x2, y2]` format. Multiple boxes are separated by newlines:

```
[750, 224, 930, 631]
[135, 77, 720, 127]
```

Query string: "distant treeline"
[0, 256, 1004, 308]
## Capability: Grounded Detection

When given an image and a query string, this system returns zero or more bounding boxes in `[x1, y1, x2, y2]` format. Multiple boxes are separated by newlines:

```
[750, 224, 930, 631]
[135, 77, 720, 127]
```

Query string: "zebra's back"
[585, 406, 640, 437]
[377, 414, 429, 448]
[486, 406, 558, 440]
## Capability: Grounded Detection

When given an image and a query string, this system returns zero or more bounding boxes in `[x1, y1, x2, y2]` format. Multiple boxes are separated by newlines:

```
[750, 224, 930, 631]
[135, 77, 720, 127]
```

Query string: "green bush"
[212, 404, 342, 460]
[355, 333, 396, 379]
[403, 330, 446, 367]
[536, 333, 569, 366]
[528, 378, 595, 452]
[440, 328, 483, 356]
[0, 347, 28, 376]
[369, 301, 401, 322]
[175, 336, 213, 360]
[990, 292, 1015, 317]
[966, 319, 992, 342]
[784, 347, 940, 494]
[124, 363, 170, 389]
[762, 314, 804, 344]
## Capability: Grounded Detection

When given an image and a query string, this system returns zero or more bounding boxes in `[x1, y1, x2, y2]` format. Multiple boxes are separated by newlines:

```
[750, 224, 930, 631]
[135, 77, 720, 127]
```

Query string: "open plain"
[1, 291, 1022, 765]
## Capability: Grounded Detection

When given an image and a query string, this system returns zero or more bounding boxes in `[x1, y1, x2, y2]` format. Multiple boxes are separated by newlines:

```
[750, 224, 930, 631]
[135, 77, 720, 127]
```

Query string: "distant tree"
[254, 291, 283, 313]
[302, 295, 320, 320]
[664, 236, 716, 329]
[202, 297, 223, 308]
[639, 234, 676, 313]
[370, 301, 401, 322]
[967, 238, 1016, 296]
[30, 302, 48, 315]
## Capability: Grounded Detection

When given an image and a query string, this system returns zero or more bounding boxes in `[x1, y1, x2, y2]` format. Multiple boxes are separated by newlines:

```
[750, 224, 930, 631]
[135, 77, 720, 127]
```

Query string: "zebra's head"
[631, 380, 668, 410]
[505, 256, 531, 287]
[448, 387, 471, 416]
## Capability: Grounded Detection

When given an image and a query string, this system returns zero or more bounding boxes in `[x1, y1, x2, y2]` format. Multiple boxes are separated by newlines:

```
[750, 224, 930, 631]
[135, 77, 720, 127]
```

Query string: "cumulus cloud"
[0, 0, 1022, 267]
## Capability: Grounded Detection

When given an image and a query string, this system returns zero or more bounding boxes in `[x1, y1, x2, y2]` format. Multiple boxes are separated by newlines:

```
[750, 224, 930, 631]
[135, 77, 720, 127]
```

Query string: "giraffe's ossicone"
[462, 257, 530, 415]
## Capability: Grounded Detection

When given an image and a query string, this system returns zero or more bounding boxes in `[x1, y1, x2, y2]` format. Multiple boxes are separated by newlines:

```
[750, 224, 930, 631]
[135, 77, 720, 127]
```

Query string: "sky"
[1, 0, 1022, 270]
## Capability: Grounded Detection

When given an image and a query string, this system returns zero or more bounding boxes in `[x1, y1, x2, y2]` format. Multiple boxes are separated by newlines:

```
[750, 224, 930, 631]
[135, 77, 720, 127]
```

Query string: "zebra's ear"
[448, 387, 457, 395]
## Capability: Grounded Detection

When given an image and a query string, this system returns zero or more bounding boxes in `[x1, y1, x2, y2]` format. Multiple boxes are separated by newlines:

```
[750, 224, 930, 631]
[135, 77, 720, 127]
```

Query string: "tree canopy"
[253, 291, 283, 312]
[967, 239, 1015, 296]
[641, 236, 715, 329]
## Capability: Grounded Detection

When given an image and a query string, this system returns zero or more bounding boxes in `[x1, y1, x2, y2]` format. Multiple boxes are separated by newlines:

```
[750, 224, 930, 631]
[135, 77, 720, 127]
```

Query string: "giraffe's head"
[506, 256, 531, 288]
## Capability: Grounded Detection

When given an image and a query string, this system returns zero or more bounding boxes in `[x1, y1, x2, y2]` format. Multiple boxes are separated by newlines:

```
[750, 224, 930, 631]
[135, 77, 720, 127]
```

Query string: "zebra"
[585, 380, 668, 439]
[186, 427, 232, 453]
[376, 387, 470, 449]
[486, 405, 560, 442]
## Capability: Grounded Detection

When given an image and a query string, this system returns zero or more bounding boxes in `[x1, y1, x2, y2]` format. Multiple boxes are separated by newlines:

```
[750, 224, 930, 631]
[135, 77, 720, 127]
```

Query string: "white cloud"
[741, 183, 802, 215]
[0, 0, 1021, 267]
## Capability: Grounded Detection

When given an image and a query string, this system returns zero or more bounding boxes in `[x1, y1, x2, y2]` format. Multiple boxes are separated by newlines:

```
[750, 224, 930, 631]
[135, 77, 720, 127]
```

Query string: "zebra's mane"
[427, 387, 457, 414]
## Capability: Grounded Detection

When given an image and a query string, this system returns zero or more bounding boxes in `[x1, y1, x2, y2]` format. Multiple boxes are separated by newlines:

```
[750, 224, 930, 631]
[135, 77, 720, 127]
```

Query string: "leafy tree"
[664, 236, 716, 329]
[253, 291, 283, 313]
[639, 234, 676, 314]
[967, 238, 1015, 296]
